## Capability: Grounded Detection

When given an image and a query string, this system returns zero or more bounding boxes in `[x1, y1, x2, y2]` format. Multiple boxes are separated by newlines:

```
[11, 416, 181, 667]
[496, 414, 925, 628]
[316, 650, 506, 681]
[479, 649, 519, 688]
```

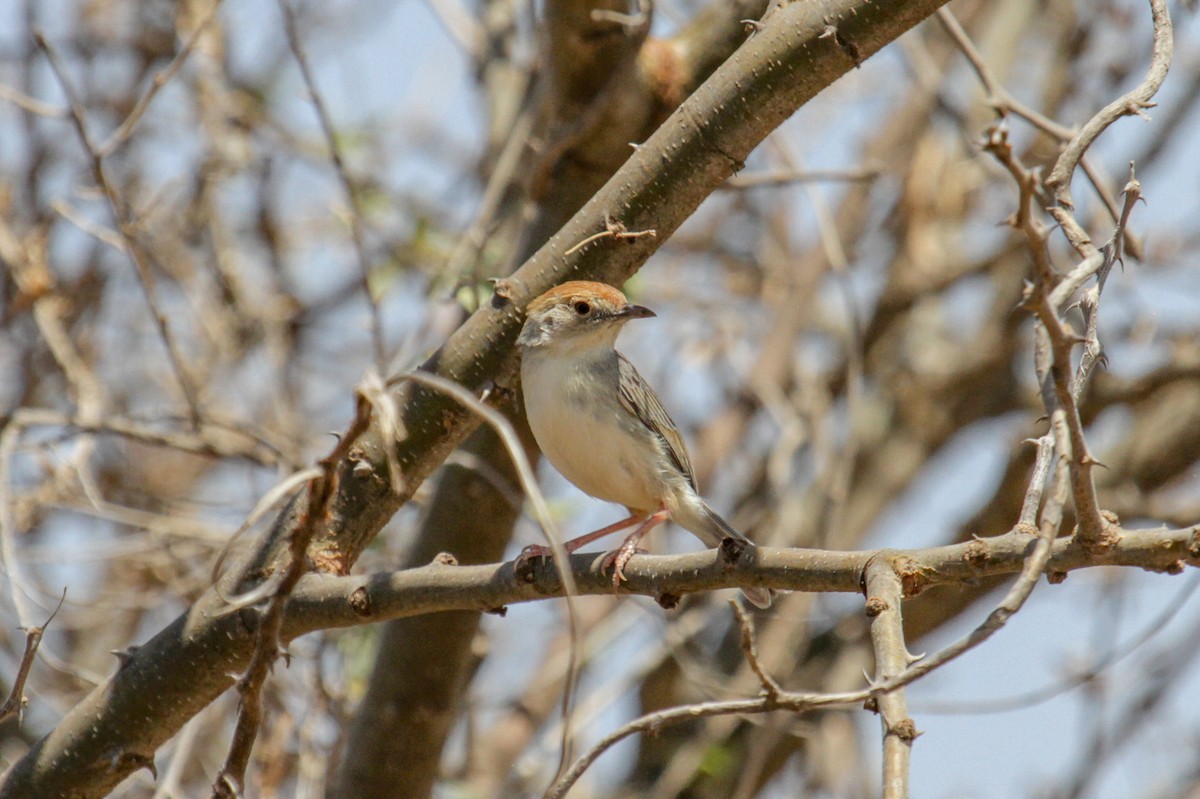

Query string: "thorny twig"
[935, 7, 1145, 258]
[864, 557, 916, 799]
[210, 396, 373, 798]
[276, 0, 387, 372]
[97, 0, 225, 156]
[563, 217, 656, 256]
[0, 590, 65, 725]
[1045, 0, 1172, 215]
[983, 126, 1110, 545]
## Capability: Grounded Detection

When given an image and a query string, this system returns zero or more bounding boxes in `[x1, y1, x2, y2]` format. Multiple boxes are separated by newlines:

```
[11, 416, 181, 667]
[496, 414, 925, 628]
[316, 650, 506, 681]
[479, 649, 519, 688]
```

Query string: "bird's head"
[517, 281, 655, 352]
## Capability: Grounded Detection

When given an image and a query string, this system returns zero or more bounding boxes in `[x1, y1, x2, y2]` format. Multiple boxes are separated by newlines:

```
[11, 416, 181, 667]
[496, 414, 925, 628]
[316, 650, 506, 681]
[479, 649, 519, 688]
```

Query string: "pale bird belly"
[524, 364, 662, 513]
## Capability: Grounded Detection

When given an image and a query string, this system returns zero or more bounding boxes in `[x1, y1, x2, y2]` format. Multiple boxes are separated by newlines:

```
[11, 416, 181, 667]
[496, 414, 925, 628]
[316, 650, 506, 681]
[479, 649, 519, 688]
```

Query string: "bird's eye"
[573, 301, 591, 316]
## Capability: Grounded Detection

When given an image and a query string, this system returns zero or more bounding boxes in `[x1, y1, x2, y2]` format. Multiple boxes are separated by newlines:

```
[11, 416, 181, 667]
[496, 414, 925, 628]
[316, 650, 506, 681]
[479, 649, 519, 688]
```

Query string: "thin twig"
[563, 217, 656, 256]
[0, 81, 66, 117]
[385, 370, 585, 789]
[864, 557, 915, 799]
[97, 0, 225, 156]
[1045, 0, 1172, 213]
[731, 601, 782, 696]
[210, 466, 323, 613]
[0, 590, 65, 724]
[936, 8, 1074, 141]
[724, 165, 882, 188]
[421, 0, 487, 59]
[12, 408, 282, 465]
[276, 0, 386, 371]
[919, 572, 1200, 715]
[211, 396, 373, 798]
[34, 31, 205, 426]
[0, 423, 38, 628]
[937, 7, 1146, 259]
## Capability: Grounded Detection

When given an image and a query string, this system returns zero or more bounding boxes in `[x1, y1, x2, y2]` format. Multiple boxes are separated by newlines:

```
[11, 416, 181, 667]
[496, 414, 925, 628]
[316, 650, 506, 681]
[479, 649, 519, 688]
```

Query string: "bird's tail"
[701, 503, 773, 609]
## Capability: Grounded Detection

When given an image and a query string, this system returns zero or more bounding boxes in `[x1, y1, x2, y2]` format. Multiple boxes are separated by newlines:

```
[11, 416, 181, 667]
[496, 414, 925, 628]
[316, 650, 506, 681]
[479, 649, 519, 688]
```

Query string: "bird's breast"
[521, 353, 663, 513]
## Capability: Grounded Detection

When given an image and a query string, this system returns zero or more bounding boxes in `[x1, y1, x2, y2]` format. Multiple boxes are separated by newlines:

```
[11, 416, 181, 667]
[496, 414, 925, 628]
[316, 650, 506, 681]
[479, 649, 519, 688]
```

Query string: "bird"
[516, 280, 772, 608]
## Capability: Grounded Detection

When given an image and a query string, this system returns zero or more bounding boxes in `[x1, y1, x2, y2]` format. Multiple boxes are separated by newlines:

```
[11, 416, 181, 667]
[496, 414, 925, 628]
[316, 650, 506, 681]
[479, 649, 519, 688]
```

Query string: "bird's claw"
[515, 544, 553, 568]
[601, 542, 648, 591]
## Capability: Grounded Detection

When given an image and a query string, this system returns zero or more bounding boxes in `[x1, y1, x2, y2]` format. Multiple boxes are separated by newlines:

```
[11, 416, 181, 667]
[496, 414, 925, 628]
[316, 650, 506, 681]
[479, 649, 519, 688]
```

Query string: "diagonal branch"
[1045, 0, 1172, 214]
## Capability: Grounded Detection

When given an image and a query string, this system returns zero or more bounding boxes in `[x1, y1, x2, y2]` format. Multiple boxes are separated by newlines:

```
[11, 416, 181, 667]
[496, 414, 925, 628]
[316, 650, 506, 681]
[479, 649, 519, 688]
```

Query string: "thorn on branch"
[563, 216, 657, 256]
[1125, 98, 1157, 120]
[819, 20, 861, 67]
[111, 646, 140, 667]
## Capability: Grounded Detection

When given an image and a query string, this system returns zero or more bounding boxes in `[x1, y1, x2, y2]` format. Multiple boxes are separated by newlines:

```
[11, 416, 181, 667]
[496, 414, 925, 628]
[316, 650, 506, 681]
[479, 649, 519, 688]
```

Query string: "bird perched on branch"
[516, 280, 772, 608]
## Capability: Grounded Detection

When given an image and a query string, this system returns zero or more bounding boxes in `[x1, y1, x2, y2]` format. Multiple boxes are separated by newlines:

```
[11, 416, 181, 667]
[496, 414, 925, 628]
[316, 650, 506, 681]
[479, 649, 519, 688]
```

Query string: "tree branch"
[282, 525, 1199, 637]
[864, 556, 915, 799]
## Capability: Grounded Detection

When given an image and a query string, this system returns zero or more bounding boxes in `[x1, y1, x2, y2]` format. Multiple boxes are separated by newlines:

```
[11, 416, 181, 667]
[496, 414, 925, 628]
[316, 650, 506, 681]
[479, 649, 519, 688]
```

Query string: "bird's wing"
[616, 352, 697, 490]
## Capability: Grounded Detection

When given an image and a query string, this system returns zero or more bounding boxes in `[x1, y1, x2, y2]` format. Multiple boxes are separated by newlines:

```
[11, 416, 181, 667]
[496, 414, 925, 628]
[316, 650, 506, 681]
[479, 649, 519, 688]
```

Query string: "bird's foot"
[516, 514, 647, 572]
[515, 543, 554, 567]
[600, 539, 650, 590]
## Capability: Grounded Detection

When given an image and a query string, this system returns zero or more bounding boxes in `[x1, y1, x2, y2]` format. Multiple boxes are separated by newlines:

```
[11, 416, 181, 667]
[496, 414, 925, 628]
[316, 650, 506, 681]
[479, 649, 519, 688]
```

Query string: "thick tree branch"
[282, 525, 1199, 637]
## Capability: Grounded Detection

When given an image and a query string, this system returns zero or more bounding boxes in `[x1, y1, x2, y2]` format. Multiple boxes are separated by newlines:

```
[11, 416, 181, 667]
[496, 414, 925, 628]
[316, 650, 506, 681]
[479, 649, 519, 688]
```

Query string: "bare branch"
[276, 0, 386, 371]
[285, 525, 1200, 636]
[1045, 0, 1172, 213]
[0, 591, 65, 725]
[97, 0, 225, 156]
[34, 31, 205, 425]
[864, 557, 915, 799]
[211, 396, 373, 797]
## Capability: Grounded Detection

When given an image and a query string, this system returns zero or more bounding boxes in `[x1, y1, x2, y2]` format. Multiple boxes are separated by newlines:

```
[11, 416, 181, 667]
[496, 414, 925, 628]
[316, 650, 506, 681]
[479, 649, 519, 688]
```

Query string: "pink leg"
[517, 514, 645, 565]
[601, 509, 671, 590]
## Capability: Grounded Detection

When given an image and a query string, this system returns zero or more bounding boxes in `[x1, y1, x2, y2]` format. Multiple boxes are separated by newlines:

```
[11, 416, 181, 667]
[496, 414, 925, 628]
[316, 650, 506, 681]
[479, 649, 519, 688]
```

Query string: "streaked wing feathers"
[616, 353, 696, 490]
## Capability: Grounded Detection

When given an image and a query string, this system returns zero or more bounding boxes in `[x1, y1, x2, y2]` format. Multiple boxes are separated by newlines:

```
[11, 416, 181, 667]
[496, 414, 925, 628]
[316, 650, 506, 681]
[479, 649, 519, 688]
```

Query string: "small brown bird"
[517, 281, 771, 608]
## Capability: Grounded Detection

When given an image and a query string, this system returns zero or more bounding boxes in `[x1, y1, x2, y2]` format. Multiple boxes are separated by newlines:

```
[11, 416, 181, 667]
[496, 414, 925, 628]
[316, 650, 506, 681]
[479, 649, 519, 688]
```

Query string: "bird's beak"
[616, 304, 655, 320]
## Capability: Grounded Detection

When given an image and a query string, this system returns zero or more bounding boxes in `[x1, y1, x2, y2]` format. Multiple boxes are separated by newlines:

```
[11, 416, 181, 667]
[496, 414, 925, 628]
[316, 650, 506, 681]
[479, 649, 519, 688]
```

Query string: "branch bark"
[282, 525, 1199, 636]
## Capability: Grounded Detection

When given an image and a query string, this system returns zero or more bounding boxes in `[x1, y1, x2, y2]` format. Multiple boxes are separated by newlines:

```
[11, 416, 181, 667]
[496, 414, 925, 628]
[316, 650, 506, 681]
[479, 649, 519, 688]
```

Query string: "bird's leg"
[516, 514, 645, 565]
[602, 509, 670, 590]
